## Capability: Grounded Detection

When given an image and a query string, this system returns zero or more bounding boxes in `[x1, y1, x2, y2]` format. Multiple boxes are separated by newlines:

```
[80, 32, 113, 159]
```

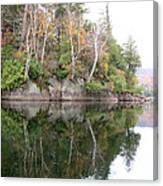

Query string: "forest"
[1, 3, 143, 96]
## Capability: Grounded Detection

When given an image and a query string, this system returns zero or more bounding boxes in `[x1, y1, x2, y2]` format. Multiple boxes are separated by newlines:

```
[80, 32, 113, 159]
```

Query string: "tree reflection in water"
[1, 102, 143, 179]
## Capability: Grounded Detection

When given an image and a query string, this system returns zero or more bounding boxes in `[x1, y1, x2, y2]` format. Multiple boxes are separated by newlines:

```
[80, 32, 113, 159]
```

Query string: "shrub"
[55, 68, 69, 80]
[29, 60, 44, 80]
[1, 44, 14, 61]
[110, 74, 127, 93]
[59, 52, 71, 65]
[126, 85, 144, 95]
[1, 60, 25, 90]
[85, 81, 106, 93]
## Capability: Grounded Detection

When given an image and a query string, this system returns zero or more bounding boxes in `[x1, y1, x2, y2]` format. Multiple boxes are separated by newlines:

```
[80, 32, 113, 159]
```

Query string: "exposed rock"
[48, 76, 61, 100]
[77, 78, 85, 86]
[61, 79, 85, 100]
[2, 101, 49, 119]
[2, 78, 149, 103]
[48, 102, 84, 123]
[25, 80, 40, 95]
[2, 101, 145, 124]
[41, 89, 50, 98]
[118, 92, 147, 103]
[1, 80, 50, 101]
[48, 76, 57, 86]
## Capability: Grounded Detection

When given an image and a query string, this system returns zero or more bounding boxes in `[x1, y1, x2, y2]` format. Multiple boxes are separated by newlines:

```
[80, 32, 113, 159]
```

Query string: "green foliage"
[55, 68, 69, 80]
[55, 4, 66, 17]
[59, 52, 71, 65]
[108, 65, 117, 76]
[109, 40, 127, 71]
[134, 86, 144, 94]
[127, 85, 144, 95]
[1, 109, 24, 140]
[29, 60, 44, 80]
[1, 60, 25, 90]
[124, 71, 144, 94]
[1, 44, 14, 61]
[108, 65, 127, 93]
[85, 81, 106, 93]
[123, 37, 141, 73]
[1, 5, 143, 96]
[59, 35, 70, 53]
[55, 119, 67, 133]
[110, 74, 127, 93]
[1, 102, 143, 178]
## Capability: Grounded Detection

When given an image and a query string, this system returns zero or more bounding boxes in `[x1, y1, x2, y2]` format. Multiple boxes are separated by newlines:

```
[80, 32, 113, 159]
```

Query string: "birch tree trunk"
[70, 35, 76, 79]
[23, 120, 30, 176]
[41, 7, 56, 64]
[67, 6, 76, 80]
[41, 22, 49, 64]
[19, 5, 28, 50]
[87, 33, 98, 82]
[24, 24, 31, 79]
[68, 122, 74, 165]
[77, 15, 81, 54]
[33, 5, 37, 60]
[86, 119, 97, 168]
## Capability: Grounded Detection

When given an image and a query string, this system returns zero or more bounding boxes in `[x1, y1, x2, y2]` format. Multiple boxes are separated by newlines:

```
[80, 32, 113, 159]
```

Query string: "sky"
[109, 127, 154, 180]
[84, 1, 153, 69]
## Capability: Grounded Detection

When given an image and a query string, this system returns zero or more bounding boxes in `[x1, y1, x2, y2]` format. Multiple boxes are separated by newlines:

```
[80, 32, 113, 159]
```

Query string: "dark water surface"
[1, 101, 155, 180]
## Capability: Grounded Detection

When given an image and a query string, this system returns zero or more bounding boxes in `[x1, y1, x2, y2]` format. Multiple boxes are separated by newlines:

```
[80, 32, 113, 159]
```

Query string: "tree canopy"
[1, 3, 143, 94]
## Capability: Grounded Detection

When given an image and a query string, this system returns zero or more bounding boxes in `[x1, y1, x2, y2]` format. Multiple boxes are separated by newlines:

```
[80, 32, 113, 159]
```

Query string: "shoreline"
[1, 90, 154, 103]
[1, 94, 152, 103]
[1, 79, 153, 103]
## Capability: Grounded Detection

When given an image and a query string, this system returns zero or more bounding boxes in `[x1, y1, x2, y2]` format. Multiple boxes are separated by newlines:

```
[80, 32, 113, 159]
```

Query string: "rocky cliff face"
[2, 76, 151, 103]
[2, 77, 118, 102]
[2, 80, 50, 101]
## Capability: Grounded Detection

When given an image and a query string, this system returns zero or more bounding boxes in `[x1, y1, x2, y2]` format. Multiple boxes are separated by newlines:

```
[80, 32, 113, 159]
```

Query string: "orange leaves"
[36, 14, 48, 36]
[79, 30, 86, 46]
[68, 20, 76, 34]
[75, 60, 82, 72]
[65, 18, 76, 37]
[2, 30, 13, 45]
[35, 9, 55, 37]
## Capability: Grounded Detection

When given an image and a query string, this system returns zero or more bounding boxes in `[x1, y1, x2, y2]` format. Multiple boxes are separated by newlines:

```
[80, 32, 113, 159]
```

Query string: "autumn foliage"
[1, 3, 143, 94]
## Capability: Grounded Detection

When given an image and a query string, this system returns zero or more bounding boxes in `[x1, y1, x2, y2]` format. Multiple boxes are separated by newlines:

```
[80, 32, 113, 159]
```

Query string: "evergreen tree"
[123, 37, 141, 73]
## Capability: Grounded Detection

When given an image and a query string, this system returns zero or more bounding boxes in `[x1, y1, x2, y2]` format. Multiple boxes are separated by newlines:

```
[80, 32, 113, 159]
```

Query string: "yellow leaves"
[100, 60, 109, 76]
[76, 63, 82, 74]
[103, 62, 109, 75]
[64, 14, 87, 48]
[13, 51, 25, 61]
[116, 69, 125, 76]
[48, 23, 55, 31]
[131, 75, 139, 84]
[107, 81, 115, 92]
[66, 20, 77, 35]
[64, 64, 71, 71]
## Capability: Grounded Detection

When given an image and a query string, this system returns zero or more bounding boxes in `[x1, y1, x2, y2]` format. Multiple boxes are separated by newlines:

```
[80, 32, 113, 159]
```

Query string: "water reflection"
[1, 101, 150, 179]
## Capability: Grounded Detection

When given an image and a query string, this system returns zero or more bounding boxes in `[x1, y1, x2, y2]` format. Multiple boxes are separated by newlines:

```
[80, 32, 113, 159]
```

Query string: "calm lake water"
[1, 101, 156, 180]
